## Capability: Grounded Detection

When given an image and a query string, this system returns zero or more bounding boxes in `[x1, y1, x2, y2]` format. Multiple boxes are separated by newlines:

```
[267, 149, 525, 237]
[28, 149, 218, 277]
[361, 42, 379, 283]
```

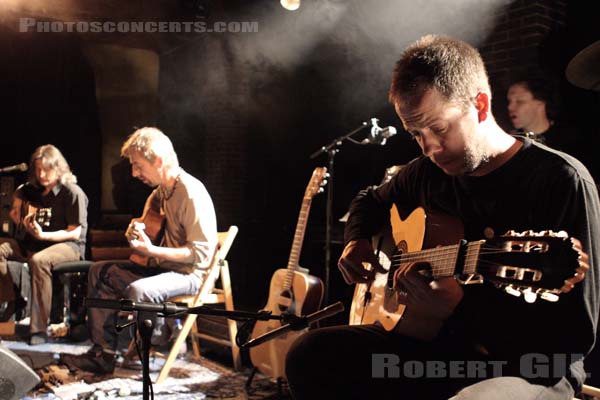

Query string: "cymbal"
[566, 40, 600, 91]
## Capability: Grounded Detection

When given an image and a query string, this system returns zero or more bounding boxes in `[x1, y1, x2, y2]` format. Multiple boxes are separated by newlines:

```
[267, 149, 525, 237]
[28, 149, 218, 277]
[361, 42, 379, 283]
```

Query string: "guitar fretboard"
[391, 240, 484, 278]
[284, 196, 312, 289]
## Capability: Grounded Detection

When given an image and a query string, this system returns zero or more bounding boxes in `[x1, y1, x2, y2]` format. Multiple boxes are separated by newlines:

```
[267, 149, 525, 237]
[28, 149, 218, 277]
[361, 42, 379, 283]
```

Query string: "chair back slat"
[190, 226, 238, 307]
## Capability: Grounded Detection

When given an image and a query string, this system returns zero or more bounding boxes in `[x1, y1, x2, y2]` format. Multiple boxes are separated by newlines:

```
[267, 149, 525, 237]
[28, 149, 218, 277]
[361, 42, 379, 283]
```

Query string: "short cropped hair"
[389, 35, 490, 110]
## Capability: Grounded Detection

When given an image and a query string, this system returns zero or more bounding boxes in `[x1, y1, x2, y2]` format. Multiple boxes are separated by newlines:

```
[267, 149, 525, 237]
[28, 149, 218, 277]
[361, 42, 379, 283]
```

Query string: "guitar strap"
[156, 193, 167, 247]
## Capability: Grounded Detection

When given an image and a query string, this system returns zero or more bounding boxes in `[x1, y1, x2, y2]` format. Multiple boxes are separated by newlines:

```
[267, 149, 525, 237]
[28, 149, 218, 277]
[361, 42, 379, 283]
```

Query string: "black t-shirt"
[345, 138, 600, 386]
[517, 122, 583, 163]
[15, 182, 88, 256]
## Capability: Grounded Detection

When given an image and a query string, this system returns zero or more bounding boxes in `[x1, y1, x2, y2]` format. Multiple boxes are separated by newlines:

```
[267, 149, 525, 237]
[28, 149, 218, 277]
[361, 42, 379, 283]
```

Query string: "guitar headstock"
[305, 167, 328, 199]
[477, 230, 580, 303]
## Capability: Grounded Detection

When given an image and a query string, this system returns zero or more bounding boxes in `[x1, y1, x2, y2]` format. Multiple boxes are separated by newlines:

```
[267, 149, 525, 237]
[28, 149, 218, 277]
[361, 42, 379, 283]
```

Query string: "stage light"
[280, 0, 300, 11]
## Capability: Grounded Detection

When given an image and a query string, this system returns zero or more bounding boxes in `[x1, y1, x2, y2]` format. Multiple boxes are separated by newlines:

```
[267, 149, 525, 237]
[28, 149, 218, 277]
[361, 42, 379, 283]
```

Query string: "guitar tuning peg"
[318, 187, 325, 193]
[321, 179, 328, 187]
[504, 285, 521, 297]
[325, 173, 331, 179]
[522, 287, 538, 303]
[539, 291, 560, 302]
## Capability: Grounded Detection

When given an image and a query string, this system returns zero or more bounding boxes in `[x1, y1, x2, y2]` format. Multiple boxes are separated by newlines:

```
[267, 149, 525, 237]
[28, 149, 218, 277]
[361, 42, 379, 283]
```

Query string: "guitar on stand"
[249, 167, 327, 381]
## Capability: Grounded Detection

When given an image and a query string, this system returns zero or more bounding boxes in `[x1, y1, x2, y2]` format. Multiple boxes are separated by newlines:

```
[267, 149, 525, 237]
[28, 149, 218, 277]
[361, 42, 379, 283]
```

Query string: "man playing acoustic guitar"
[0, 144, 88, 345]
[62, 127, 217, 373]
[286, 35, 600, 399]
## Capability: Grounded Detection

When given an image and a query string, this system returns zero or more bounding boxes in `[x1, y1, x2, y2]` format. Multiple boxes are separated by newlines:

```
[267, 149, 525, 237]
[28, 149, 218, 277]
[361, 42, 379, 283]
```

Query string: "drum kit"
[566, 40, 600, 92]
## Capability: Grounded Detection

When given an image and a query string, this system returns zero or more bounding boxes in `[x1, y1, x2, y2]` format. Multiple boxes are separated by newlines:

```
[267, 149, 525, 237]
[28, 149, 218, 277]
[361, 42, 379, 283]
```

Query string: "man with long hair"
[0, 144, 88, 345]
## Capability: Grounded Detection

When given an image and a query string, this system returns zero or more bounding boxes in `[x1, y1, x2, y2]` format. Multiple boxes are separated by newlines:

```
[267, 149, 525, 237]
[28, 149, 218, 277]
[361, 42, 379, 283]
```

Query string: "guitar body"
[350, 203, 582, 332]
[128, 195, 165, 266]
[250, 268, 324, 379]
[349, 206, 463, 331]
[15, 201, 52, 241]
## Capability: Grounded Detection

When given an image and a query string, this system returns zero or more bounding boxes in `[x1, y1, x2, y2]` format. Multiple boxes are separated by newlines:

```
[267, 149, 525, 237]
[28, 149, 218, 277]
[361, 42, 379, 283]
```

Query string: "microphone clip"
[361, 118, 397, 146]
[281, 313, 309, 330]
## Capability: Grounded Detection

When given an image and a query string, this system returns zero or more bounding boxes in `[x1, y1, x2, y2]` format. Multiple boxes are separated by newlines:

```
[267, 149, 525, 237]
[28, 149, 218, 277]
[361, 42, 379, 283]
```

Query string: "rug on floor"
[2, 339, 290, 399]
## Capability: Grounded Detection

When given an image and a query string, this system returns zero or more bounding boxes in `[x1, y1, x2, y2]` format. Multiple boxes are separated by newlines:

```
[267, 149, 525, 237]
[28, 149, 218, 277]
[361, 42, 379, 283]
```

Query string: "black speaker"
[0, 345, 40, 400]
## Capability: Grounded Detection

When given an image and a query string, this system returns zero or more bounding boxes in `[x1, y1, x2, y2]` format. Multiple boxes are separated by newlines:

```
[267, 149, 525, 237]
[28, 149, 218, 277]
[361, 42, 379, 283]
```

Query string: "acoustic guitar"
[349, 205, 581, 332]
[249, 167, 327, 380]
[127, 193, 165, 266]
[15, 202, 52, 240]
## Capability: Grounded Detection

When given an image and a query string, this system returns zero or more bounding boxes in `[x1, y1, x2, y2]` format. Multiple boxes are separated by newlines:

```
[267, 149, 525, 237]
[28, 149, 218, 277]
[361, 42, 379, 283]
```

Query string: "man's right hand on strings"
[338, 239, 387, 284]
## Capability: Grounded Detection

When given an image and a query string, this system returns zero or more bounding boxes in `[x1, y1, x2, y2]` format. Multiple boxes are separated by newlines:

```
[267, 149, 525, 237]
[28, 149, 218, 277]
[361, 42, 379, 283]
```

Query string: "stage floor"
[2, 337, 290, 399]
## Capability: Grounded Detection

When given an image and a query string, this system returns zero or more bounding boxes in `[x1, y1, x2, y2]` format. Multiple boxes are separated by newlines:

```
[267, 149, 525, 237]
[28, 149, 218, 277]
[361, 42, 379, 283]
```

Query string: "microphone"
[85, 298, 187, 315]
[362, 118, 397, 145]
[0, 163, 28, 173]
[241, 301, 345, 349]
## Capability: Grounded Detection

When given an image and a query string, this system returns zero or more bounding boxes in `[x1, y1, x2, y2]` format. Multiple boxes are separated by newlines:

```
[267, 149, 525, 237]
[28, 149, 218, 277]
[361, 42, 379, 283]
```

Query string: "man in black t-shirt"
[286, 35, 599, 400]
[0, 145, 87, 345]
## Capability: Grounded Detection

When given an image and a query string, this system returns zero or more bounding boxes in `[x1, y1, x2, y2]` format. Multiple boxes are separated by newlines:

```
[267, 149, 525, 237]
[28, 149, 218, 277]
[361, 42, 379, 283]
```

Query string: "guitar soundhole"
[396, 240, 408, 254]
[386, 240, 408, 289]
[278, 289, 293, 312]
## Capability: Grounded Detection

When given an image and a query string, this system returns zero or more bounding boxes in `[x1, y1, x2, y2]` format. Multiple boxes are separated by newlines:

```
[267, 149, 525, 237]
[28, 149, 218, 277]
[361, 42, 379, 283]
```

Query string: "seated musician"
[62, 127, 218, 374]
[285, 35, 599, 399]
[0, 144, 88, 345]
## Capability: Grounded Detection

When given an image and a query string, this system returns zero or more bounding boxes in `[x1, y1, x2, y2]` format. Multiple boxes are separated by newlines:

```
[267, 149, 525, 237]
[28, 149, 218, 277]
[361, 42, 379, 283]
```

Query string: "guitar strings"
[386, 242, 546, 276]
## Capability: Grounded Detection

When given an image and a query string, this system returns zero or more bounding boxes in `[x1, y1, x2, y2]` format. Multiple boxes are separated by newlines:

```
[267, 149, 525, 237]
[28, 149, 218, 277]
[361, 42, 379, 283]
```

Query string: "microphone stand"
[310, 122, 369, 305]
[85, 298, 344, 400]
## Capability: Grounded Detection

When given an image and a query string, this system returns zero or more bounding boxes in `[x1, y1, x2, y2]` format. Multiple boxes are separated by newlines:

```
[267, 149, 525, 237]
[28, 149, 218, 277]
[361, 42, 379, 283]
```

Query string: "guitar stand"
[245, 366, 258, 390]
[245, 367, 287, 399]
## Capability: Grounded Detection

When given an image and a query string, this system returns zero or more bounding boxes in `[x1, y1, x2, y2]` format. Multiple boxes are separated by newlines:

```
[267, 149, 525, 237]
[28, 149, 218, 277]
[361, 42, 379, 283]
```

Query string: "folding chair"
[154, 225, 240, 383]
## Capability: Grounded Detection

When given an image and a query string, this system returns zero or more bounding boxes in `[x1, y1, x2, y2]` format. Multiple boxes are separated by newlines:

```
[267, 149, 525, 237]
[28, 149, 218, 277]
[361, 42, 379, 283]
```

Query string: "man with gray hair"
[63, 127, 217, 373]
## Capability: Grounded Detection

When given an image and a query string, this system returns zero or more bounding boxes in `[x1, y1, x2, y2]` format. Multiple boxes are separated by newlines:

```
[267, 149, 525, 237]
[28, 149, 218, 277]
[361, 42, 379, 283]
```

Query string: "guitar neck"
[392, 240, 484, 278]
[285, 196, 312, 283]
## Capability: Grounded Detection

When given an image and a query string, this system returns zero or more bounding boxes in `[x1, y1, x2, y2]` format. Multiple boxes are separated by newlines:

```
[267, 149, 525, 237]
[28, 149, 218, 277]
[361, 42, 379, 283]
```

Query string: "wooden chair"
[154, 225, 240, 383]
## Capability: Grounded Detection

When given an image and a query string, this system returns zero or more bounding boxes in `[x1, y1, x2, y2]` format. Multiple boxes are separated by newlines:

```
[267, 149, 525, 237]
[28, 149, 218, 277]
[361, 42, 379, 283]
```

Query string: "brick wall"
[481, 0, 568, 85]
[479, 0, 568, 129]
